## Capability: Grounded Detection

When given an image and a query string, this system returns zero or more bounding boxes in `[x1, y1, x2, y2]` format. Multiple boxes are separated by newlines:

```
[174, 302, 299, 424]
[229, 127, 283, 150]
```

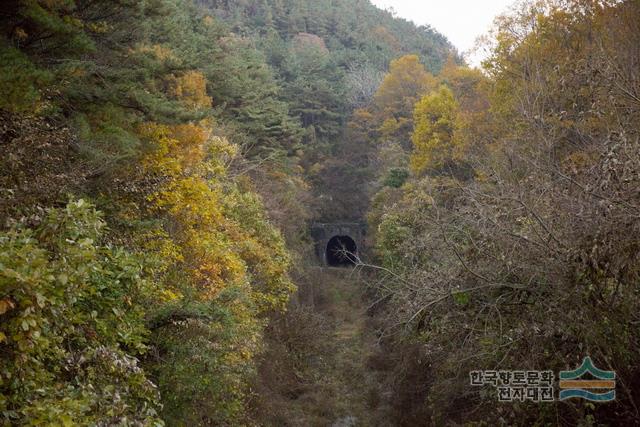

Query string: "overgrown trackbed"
[253, 267, 390, 426]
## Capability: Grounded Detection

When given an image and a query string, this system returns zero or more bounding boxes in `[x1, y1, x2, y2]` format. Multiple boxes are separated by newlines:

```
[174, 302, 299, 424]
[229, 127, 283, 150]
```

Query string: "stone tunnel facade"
[310, 222, 366, 266]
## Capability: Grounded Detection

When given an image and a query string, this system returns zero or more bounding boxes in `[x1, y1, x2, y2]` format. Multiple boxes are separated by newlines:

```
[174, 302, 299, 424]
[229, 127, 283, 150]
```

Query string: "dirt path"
[253, 267, 389, 426]
[323, 268, 377, 425]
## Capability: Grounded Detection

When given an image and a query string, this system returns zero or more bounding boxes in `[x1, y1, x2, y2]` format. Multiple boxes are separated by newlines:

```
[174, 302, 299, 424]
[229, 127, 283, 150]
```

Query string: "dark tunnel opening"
[326, 235, 358, 267]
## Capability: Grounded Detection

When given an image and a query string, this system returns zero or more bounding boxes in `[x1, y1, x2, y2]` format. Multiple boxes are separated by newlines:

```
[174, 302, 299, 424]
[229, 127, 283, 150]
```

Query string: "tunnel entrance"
[326, 235, 358, 267]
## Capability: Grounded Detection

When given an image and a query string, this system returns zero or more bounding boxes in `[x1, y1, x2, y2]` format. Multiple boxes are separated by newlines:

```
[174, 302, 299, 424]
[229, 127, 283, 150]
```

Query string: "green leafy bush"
[383, 167, 409, 188]
[0, 200, 162, 426]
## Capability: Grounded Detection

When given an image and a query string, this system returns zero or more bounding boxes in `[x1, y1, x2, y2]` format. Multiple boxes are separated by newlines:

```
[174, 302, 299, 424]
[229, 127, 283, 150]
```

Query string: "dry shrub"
[369, 1, 640, 424]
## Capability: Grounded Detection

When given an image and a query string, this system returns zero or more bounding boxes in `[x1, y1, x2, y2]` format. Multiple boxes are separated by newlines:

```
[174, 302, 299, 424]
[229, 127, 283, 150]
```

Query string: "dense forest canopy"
[1, 0, 639, 425]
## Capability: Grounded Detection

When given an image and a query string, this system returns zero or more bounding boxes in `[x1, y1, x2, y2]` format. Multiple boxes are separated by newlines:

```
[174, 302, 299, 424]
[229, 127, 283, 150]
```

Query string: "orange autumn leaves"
[129, 62, 293, 311]
[362, 54, 488, 175]
[138, 115, 292, 311]
[368, 55, 438, 143]
[166, 71, 213, 110]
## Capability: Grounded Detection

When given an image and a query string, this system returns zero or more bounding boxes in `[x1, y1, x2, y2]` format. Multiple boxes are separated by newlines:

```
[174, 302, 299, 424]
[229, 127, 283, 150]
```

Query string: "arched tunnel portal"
[326, 235, 358, 266]
[311, 223, 365, 267]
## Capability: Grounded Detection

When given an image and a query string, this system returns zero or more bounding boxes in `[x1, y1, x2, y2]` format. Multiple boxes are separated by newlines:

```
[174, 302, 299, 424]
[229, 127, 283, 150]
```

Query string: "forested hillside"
[2, 0, 639, 425]
[197, 0, 456, 221]
[0, 0, 451, 424]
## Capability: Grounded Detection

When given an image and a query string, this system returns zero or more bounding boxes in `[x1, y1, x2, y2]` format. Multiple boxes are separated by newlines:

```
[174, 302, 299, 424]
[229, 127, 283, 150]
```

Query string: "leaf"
[35, 293, 46, 308]
[453, 291, 470, 306]
[0, 332, 6, 343]
[58, 273, 68, 285]
[0, 298, 15, 315]
[61, 415, 74, 427]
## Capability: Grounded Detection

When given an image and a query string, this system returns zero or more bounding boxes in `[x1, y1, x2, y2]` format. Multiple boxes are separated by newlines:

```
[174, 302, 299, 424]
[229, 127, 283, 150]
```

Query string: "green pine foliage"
[202, 0, 454, 73]
[199, 0, 457, 151]
[0, 46, 52, 113]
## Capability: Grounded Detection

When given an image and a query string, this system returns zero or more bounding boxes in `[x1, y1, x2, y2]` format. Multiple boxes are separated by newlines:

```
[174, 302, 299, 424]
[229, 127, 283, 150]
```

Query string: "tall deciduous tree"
[410, 85, 458, 174]
[373, 54, 437, 148]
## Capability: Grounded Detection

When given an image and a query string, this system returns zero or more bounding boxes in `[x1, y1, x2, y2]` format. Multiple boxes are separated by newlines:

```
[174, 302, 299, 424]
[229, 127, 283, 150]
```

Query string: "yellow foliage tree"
[374, 54, 437, 113]
[439, 55, 489, 113]
[138, 119, 293, 310]
[410, 85, 459, 174]
[140, 122, 242, 298]
[136, 116, 294, 421]
[166, 70, 212, 110]
[373, 55, 437, 144]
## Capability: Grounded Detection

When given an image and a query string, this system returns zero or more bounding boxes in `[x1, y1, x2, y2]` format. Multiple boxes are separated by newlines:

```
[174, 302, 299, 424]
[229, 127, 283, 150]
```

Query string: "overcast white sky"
[370, 0, 516, 67]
